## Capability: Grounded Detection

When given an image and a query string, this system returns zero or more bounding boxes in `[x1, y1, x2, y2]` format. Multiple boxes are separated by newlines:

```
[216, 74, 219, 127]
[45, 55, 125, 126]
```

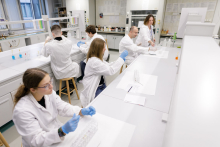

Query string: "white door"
[0, 93, 13, 127]
[107, 35, 115, 49]
[114, 36, 123, 50]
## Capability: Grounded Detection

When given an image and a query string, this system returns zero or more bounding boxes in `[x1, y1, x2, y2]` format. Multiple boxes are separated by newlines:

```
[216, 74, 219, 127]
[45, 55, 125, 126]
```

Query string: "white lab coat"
[80, 57, 124, 107]
[79, 33, 109, 61]
[119, 34, 149, 65]
[13, 90, 81, 147]
[41, 36, 79, 79]
[135, 25, 154, 47]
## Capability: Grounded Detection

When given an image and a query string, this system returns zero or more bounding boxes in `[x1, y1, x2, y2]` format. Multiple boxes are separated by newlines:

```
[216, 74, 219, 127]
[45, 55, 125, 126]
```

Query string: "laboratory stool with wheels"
[119, 64, 127, 74]
[59, 77, 80, 104]
[0, 132, 9, 147]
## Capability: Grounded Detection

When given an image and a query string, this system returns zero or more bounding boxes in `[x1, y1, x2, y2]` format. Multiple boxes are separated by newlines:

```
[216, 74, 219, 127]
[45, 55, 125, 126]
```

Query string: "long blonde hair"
[86, 38, 105, 62]
[14, 68, 48, 106]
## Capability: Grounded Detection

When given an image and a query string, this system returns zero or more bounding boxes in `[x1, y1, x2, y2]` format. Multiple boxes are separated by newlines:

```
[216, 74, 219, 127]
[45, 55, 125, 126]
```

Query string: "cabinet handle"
[0, 99, 9, 105]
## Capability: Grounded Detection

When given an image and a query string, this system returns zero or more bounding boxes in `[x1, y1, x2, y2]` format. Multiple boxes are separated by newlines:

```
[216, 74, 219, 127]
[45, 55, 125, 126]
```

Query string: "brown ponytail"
[14, 68, 48, 106]
[87, 38, 105, 62]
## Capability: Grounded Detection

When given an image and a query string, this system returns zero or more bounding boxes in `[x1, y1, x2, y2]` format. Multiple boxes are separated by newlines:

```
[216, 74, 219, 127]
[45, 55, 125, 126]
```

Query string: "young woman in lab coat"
[13, 68, 96, 147]
[80, 38, 128, 108]
[135, 14, 156, 47]
[77, 25, 109, 79]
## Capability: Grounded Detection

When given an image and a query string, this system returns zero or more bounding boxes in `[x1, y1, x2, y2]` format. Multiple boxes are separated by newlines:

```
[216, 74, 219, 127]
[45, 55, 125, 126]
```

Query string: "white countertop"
[102, 47, 180, 113]
[163, 36, 220, 147]
[0, 40, 82, 84]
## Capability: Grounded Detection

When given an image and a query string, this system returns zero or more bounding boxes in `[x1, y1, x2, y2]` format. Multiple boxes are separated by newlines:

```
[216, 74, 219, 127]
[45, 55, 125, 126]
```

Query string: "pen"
[128, 86, 133, 93]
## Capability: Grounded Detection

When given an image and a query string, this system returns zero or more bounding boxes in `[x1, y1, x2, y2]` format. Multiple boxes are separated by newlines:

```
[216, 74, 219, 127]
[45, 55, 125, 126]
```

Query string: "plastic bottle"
[167, 38, 171, 47]
[162, 38, 167, 47]
[19, 49, 22, 58]
[12, 50, 15, 60]
[67, 31, 71, 39]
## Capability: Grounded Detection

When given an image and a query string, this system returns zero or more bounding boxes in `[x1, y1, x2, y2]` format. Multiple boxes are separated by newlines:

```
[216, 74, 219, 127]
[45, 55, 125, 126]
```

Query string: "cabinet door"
[37, 34, 46, 43]
[114, 36, 124, 50]
[0, 93, 13, 127]
[30, 36, 38, 44]
[107, 35, 115, 49]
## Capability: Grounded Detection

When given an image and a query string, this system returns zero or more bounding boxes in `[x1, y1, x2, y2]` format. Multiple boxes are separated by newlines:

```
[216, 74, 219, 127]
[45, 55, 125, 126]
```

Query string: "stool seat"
[59, 77, 80, 104]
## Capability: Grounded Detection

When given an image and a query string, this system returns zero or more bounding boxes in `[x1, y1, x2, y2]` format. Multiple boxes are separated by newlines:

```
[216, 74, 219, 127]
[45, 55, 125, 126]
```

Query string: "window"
[3, 0, 23, 30]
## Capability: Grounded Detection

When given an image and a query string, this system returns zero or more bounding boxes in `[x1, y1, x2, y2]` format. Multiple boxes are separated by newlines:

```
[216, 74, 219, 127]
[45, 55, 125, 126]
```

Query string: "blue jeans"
[95, 83, 106, 98]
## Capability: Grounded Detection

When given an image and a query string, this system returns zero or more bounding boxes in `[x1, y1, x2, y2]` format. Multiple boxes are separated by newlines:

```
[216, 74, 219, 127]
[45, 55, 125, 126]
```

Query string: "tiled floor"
[2, 49, 121, 146]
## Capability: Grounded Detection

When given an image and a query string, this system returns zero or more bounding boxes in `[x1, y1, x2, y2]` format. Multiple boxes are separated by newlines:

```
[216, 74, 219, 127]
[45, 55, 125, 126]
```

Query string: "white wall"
[212, 0, 220, 35]
[96, 0, 126, 27]
[89, 0, 96, 25]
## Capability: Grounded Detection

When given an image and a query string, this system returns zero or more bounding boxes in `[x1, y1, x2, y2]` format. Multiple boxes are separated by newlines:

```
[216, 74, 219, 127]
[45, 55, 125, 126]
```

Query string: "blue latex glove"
[77, 41, 85, 47]
[61, 114, 80, 134]
[81, 106, 96, 116]
[120, 50, 128, 61]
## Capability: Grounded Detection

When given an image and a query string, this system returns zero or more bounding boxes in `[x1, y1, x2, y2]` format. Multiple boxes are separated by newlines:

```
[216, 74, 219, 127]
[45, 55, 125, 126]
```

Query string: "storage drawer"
[0, 93, 13, 127]
[0, 78, 22, 97]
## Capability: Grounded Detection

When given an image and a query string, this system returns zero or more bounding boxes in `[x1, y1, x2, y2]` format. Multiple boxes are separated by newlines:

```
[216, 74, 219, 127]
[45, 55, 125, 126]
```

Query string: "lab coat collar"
[28, 93, 51, 111]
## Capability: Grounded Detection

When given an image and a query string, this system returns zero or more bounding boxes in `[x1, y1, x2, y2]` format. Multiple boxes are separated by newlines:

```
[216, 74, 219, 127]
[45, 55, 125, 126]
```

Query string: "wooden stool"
[0, 132, 9, 147]
[119, 64, 127, 74]
[59, 77, 80, 104]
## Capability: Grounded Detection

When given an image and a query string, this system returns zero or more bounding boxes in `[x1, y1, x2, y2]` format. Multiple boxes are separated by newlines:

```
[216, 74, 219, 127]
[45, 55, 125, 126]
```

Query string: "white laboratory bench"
[0, 38, 85, 127]
[81, 46, 179, 147]
[101, 47, 180, 113]
[163, 36, 220, 147]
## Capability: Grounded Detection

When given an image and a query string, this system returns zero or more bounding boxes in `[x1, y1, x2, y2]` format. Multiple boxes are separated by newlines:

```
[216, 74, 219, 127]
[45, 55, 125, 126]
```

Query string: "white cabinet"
[0, 93, 13, 126]
[1, 38, 26, 51]
[107, 35, 123, 50]
[97, 34, 107, 39]
[30, 34, 46, 44]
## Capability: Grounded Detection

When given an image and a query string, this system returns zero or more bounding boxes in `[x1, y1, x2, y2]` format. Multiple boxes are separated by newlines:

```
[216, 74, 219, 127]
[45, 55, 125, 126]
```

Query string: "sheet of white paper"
[109, 16, 114, 23]
[99, 6, 103, 13]
[116, 71, 158, 95]
[103, 6, 107, 13]
[194, 2, 201, 8]
[50, 113, 136, 147]
[120, 0, 127, 7]
[201, 2, 208, 8]
[166, 3, 173, 12]
[179, 3, 186, 13]
[145, 50, 169, 59]
[114, 16, 119, 23]
[104, 0, 108, 6]
[208, 1, 216, 11]
[120, 7, 126, 15]
[173, 3, 178, 12]
[186, 2, 193, 8]
[171, 15, 179, 23]
[107, 6, 111, 13]
[115, 6, 120, 13]
[112, 6, 116, 13]
[113, 0, 117, 6]
[164, 15, 171, 23]
[138, 21, 144, 28]
[124, 94, 146, 106]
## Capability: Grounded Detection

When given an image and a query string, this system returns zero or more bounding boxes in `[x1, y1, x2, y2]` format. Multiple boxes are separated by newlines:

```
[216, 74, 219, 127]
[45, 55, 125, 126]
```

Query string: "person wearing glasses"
[13, 68, 96, 147]
[135, 14, 156, 47]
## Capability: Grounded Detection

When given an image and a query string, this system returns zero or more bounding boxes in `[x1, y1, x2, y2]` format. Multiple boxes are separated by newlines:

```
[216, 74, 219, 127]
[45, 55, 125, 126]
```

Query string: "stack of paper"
[116, 71, 158, 95]
[124, 94, 146, 106]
